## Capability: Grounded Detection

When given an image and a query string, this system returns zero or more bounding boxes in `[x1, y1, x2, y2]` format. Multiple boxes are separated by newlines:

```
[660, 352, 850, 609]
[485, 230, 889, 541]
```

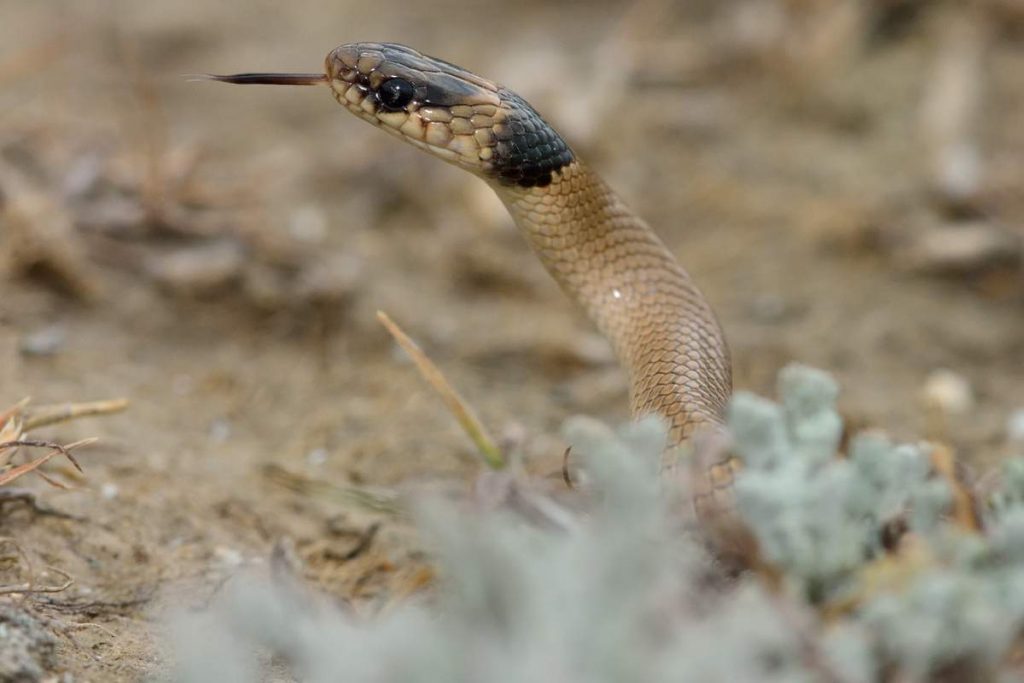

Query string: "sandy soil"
[1, 1, 1021, 679]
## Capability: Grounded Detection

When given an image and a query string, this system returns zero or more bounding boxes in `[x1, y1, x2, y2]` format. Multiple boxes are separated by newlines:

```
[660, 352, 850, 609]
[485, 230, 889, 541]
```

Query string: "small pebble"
[288, 204, 329, 243]
[749, 293, 789, 323]
[922, 369, 974, 415]
[293, 253, 361, 306]
[934, 142, 981, 204]
[213, 546, 244, 567]
[906, 221, 1019, 275]
[307, 447, 328, 466]
[61, 153, 104, 199]
[19, 325, 66, 357]
[146, 239, 245, 296]
[209, 418, 232, 442]
[101, 482, 119, 500]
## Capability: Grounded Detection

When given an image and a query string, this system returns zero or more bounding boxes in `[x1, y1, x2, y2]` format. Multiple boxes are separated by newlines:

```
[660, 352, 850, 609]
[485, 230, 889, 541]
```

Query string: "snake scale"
[207, 42, 735, 498]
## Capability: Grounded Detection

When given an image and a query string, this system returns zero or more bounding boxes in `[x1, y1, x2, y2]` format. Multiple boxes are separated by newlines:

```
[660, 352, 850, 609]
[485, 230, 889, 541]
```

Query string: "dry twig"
[23, 398, 129, 431]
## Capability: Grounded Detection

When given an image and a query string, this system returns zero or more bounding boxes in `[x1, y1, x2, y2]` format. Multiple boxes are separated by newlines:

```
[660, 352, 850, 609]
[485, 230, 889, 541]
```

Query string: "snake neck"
[492, 161, 732, 442]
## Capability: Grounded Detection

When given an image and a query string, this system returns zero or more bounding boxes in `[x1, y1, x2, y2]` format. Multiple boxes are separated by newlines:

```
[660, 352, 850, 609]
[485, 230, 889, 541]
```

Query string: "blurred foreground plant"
[172, 365, 1024, 682]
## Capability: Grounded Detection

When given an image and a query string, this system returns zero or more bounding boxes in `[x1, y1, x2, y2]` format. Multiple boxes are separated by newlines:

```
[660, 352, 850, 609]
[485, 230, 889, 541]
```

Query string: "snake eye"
[377, 78, 415, 110]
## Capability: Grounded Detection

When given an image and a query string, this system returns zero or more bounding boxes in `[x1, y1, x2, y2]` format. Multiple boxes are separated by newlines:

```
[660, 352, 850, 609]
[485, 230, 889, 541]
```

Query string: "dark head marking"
[490, 90, 574, 189]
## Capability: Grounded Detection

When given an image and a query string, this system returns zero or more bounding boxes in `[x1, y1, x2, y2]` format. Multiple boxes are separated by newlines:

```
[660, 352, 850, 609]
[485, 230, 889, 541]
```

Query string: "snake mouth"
[325, 80, 501, 175]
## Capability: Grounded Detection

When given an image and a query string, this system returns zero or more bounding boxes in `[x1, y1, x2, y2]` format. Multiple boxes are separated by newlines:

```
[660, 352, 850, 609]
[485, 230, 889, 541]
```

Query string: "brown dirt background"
[1, 0, 1021, 679]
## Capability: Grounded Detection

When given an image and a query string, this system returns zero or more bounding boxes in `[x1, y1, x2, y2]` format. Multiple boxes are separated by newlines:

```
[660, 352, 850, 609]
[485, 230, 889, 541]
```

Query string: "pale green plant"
[171, 365, 1024, 682]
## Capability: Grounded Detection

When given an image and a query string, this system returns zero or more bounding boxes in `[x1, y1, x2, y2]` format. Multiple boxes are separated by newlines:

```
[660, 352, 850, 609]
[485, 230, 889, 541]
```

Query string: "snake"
[207, 42, 734, 495]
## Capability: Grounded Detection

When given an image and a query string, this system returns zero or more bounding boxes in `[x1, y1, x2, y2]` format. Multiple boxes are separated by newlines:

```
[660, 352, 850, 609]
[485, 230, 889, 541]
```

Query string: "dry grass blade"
[0, 448, 62, 487]
[24, 398, 129, 430]
[0, 438, 96, 487]
[929, 443, 981, 532]
[0, 395, 119, 488]
[0, 398, 31, 428]
[376, 310, 505, 470]
[0, 564, 75, 596]
[263, 464, 402, 516]
[0, 403, 27, 467]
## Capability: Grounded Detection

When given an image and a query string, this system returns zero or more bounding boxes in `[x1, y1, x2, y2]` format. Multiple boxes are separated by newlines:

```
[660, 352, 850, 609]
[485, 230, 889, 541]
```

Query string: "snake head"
[325, 42, 574, 188]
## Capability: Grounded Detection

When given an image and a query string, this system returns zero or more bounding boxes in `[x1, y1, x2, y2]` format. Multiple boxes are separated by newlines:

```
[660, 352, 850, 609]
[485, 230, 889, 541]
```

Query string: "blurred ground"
[0, 0, 1022, 678]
